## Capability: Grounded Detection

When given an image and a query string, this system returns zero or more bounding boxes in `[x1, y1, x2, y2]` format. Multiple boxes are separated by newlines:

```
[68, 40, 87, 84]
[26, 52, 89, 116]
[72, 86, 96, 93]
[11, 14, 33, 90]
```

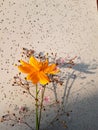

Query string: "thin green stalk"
[38, 86, 46, 129]
[36, 84, 39, 130]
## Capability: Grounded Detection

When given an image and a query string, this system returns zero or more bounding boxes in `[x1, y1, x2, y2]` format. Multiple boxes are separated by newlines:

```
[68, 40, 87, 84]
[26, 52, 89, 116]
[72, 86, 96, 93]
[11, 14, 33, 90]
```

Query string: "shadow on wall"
[72, 62, 98, 74]
[44, 60, 98, 130]
[46, 93, 98, 130]
[58, 57, 98, 74]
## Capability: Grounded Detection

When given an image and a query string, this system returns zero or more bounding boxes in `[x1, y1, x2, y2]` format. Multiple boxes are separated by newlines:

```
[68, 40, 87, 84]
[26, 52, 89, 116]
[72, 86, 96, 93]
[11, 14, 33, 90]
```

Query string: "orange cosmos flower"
[18, 56, 60, 85]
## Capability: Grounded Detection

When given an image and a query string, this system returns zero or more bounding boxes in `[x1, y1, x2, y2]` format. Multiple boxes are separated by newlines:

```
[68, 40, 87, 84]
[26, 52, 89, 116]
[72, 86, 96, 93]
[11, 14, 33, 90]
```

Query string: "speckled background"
[0, 0, 98, 130]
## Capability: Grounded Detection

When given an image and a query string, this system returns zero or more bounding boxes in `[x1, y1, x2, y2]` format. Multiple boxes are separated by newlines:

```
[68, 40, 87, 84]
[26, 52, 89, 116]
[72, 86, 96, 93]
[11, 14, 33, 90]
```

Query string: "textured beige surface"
[0, 0, 98, 130]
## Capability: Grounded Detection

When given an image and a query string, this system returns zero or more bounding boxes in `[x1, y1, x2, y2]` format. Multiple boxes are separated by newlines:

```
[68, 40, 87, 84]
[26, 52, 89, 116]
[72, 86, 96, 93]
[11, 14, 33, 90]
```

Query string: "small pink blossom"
[60, 58, 65, 64]
[44, 96, 50, 103]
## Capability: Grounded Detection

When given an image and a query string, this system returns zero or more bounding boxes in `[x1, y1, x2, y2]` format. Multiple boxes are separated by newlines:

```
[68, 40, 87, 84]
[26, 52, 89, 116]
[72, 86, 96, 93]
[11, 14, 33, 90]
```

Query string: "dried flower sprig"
[0, 48, 76, 130]
[17, 51, 60, 130]
[0, 106, 34, 130]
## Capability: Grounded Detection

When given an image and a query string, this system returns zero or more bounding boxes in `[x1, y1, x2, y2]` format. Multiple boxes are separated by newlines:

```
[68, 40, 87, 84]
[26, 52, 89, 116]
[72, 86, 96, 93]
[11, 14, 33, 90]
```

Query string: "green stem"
[36, 84, 39, 130]
[38, 86, 46, 129]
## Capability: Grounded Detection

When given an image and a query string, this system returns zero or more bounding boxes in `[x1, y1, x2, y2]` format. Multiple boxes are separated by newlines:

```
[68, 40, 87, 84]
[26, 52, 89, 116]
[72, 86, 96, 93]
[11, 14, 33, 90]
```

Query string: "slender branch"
[38, 86, 46, 129]
[36, 84, 39, 130]
[23, 122, 34, 130]
[28, 90, 35, 99]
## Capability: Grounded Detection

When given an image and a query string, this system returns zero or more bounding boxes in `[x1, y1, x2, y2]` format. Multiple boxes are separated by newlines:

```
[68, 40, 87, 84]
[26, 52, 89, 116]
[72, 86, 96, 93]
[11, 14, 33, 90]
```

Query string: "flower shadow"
[43, 58, 98, 129]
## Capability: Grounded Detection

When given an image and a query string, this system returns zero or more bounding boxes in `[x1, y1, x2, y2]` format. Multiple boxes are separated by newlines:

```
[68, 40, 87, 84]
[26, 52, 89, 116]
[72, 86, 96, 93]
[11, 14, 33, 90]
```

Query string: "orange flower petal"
[29, 56, 40, 70]
[50, 67, 60, 74]
[38, 71, 50, 85]
[20, 60, 30, 67]
[44, 64, 59, 74]
[18, 65, 32, 73]
[43, 59, 48, 69]
[27, 72, 39, 84]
